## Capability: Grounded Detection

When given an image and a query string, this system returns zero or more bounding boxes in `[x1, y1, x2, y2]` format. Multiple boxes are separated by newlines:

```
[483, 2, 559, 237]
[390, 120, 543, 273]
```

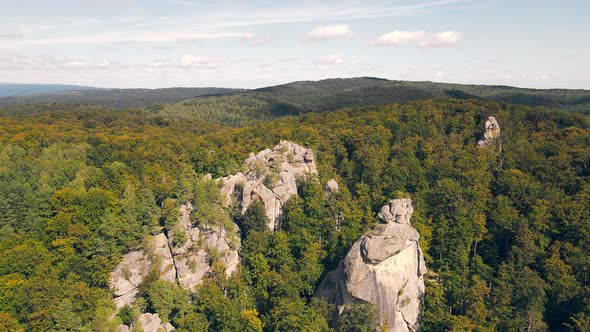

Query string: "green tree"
[52, 299, 82, 331]
[336, 302, 379, 332]
[242, 201, 269, 236]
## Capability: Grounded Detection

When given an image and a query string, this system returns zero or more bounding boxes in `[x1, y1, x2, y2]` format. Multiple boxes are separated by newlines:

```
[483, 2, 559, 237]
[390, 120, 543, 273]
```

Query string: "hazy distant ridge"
[0, 83, 98, 98]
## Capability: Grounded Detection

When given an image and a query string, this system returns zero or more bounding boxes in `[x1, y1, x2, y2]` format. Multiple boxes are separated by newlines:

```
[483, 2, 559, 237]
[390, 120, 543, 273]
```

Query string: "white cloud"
[0, 51, 119, 72]
[304, 25, 355, 41]
[319, 55, 345, 65]
[375, 30, 463, 47]
[179, 55, 222, 69]
[536, 74, 550, 81]
[12, 31, 255, 46]
[97, 59, 111, 68]
[62, 61, 87, 68]
[250, 36, 273, 45]
[0, 31, 23, 39]
[205, 0, 464, 29]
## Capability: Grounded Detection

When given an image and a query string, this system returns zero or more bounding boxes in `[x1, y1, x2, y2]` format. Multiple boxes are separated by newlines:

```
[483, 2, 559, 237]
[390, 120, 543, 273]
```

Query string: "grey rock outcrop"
[325, 179, 339, 195]
[477, 116, 501, 148]
[167, 202, 240, 291]
[110, 234, 177, 309]
[316, 198, 426, 332]
[117, 313, 175, 332]
[220, 140, 318, 230]
[110, 250, 150, 309]
[110, 202, 240, 307]
[150, 233, 177, 283]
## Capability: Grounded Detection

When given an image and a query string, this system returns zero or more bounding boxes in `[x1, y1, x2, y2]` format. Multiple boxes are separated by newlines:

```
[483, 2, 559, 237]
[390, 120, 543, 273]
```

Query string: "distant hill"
[1, 78, 588, 122]
[251, 78, 590, 114]
[0, 83, 97, 97]
[0, 87, 241, 109]
[151, 77, 590, 126]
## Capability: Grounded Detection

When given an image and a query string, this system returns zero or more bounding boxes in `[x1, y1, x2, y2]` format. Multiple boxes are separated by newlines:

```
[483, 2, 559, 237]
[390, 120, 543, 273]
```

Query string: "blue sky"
[0, 0, 588, 88]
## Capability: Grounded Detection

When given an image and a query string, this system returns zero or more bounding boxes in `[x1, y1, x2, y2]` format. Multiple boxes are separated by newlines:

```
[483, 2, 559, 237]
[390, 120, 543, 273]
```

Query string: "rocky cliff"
[110, 202, 240, 310]
[477, 116, 501, 148]
[316, 198, 427, 332]
[220, 140, 318, 230]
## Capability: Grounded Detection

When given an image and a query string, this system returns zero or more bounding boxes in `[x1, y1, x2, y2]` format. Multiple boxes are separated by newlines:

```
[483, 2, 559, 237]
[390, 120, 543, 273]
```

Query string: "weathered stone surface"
[377, 198, 413, 225]
[220, 140, 318, 230]
[168, 203, 240, 291]
[110, 250, 150, 298]
[477, 116, 501, 147]
[119, 313, 175, 332]
[110, 233, 178, 309]
[117, 325, 130, 332]
[111, 202, 240, 305]
[360, 223, 419, 264]
[150, 233, 177, 283]
[316, 199, 426, 332]
[325, 179, 339, 194]
[137, 313, 162, 332]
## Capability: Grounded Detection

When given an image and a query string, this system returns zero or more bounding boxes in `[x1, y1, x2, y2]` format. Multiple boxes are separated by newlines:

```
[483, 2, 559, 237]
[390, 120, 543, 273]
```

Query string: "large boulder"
[477, 116, 501, 148]
[220, 140, 318, 230]
[316, 198, 427, 332]
[324, 179, 339, 197]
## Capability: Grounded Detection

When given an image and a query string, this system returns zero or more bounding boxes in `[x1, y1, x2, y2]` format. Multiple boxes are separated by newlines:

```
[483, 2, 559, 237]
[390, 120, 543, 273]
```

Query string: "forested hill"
[253, 77, 590, 113]
[1, 78, 588, 119]
[153, 78, 590, 126]
[0, 98, 588, 331]
[0, 87, 240, 110]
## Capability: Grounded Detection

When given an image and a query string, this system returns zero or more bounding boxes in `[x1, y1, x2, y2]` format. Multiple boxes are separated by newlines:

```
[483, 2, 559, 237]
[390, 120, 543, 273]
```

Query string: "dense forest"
[0, 96, 589, 331]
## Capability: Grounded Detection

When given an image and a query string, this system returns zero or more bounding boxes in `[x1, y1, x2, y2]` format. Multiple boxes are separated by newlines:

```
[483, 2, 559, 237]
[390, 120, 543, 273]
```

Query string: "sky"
[0, 0, 588, 89]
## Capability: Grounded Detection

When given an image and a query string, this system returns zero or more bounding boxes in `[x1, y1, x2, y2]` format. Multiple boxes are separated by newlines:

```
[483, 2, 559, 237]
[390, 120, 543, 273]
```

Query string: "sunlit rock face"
[117, 313, 175, 332]
[477, 116, 501, 148]
[109, 233, 175, 310]
[110, 202, 240, 308]
[220, 140, 318, 230]
[167, 202, 240, 291]
[316, 198, 427, 332]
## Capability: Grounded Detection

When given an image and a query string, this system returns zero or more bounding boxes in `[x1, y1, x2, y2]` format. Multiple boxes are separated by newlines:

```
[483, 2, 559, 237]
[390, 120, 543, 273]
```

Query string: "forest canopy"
[0, 97, 588, 331]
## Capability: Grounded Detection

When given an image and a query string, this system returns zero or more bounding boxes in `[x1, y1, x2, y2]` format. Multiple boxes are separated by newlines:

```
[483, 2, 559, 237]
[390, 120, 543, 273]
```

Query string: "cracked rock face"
[110, 234, 176, 309]
[316, 198, 427, 332]
[117, 313, 175, 332]
[220, 140, 318, 230]
[477, 116, 501, 147]
[110, 202, 240, 308]
[167, 202, 240, 291]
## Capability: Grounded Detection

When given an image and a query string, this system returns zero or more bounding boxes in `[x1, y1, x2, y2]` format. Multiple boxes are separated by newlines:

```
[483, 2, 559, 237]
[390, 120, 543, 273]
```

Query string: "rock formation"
[167, 201, 240, 291]
[220, 140, 318, 230]
[117, 313, 175, 332]
[324, 179, 339, 196]
[110, 233, 177, 309]
[316, 198, 426, 332]
[110, 202, 240, 308]
[477, 116, 501, 148]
